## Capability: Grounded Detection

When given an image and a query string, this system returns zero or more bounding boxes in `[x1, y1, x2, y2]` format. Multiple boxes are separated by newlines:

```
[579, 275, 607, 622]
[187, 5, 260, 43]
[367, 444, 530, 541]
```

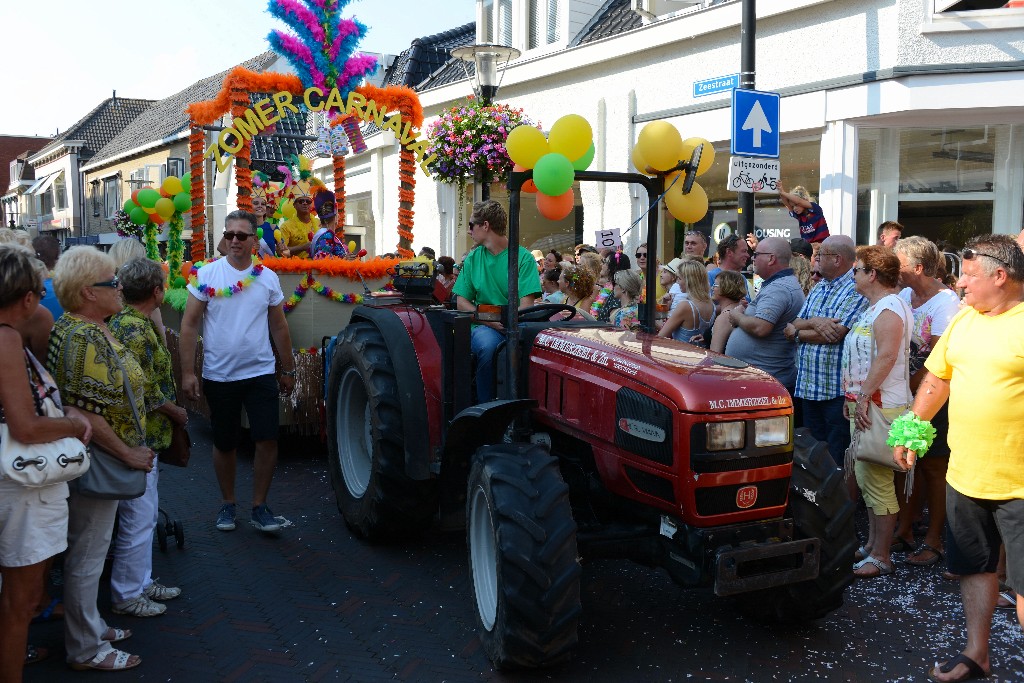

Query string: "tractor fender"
[348, 306, 437, 480]
[441, 399, 538, 468]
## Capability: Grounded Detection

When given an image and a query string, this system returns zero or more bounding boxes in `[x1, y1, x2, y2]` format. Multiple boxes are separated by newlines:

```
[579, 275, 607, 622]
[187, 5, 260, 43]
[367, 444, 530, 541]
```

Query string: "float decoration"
[631, 121, 714, 225]
[506, 113, 593, 221]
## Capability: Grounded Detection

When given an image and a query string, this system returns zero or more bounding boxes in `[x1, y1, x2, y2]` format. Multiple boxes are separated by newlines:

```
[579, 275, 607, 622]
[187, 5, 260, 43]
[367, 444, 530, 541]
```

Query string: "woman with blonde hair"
[108, 238, 146, 268]
[658, 259, 715, 346]
[610, 269, 643, 329]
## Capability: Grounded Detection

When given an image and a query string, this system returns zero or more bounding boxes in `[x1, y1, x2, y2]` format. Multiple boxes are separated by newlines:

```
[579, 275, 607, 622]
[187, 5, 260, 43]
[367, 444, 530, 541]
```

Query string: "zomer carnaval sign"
[205, 87, 437, 176]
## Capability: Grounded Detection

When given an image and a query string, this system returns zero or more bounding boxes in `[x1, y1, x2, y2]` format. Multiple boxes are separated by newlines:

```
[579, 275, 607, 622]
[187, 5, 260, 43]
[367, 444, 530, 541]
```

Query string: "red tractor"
[325, 169, 856, 669]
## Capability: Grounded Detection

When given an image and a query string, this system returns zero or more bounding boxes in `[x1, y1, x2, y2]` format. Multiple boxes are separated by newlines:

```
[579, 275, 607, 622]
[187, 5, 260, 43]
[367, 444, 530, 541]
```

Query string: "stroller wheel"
[156, 522, 168, 552]
[173, 520, 185, 549]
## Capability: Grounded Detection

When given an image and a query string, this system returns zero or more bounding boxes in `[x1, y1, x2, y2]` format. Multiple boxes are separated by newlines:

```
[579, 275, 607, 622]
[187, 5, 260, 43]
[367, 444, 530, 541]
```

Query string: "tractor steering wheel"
[517, 303, 581, 323]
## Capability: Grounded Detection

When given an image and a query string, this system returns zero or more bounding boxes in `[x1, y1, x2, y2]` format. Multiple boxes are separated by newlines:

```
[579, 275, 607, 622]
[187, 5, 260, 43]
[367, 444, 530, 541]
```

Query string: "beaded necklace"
[189, 256, 264, 298]
[590, 286, 614, 317]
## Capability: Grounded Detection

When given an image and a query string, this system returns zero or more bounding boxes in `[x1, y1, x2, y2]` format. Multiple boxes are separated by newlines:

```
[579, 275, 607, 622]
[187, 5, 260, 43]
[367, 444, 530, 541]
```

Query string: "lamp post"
[737, 0, 756, 240]
[451, 43, 520, 200]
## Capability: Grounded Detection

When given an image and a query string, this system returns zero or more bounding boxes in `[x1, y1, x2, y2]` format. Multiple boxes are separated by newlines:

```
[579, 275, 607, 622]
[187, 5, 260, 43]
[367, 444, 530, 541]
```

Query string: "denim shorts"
[203, 374, 280, 451]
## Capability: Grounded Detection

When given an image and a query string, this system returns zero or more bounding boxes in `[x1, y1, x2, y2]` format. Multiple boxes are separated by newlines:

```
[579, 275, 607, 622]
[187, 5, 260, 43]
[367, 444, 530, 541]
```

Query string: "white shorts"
[0, 478, 69, 567]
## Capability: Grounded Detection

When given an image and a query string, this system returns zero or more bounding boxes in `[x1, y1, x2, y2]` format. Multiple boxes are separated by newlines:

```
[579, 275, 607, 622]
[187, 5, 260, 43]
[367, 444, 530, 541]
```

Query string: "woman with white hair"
[51, 247, 153, 671]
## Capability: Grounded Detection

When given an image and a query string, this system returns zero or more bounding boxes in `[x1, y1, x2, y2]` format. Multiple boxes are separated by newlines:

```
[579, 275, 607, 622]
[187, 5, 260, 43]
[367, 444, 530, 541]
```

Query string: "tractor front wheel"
[467, 444, 581, 669]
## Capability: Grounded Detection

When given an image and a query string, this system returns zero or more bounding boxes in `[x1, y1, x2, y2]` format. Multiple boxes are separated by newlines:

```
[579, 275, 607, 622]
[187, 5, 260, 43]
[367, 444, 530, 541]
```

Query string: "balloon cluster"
[506, 115, 595, 221]
[123, 174, 192, 227]
[631, 122, 715, 224]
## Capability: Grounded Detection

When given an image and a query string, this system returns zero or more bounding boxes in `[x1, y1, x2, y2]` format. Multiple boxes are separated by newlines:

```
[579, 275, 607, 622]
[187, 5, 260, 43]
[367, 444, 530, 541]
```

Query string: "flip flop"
[25, 644, 49, 665]
[890, 536, 916, 553]
[927, 652, 989, 682]
[907, 543, 944, 567]
[31, 597, 64, 623]
[853, 556, 893, 578]
[854, 545, 869, 562]
[996, 592, 1017, 610]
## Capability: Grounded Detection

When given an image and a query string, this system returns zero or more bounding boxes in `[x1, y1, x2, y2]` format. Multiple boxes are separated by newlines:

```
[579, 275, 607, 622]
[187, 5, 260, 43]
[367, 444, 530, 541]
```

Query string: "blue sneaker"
[250, 504, 282, 533]
[215, 503, 236, 532]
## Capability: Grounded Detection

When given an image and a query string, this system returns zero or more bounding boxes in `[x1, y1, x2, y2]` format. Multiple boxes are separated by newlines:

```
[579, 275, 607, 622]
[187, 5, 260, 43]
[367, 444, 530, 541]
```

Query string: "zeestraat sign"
[693, 74, 739, 99]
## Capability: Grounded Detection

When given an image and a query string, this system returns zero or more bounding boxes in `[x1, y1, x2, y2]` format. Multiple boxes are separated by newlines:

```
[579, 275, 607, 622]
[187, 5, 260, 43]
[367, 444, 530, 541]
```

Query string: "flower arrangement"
[113, 210, 143, 240]
[425, 96, 538, 185]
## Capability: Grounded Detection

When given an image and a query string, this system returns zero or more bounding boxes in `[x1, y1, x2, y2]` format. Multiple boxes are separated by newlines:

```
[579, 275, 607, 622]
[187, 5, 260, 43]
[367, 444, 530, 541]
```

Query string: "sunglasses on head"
[223, 231, 253, 242]
[962, 248, 1010, 268]
[92, 276, 120, 288]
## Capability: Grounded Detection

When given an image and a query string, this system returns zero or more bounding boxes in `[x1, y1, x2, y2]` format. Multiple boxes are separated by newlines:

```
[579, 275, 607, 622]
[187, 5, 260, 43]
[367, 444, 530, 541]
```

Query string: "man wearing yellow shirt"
[279, 194, 319, 257]
[893, 234, 1024, 683]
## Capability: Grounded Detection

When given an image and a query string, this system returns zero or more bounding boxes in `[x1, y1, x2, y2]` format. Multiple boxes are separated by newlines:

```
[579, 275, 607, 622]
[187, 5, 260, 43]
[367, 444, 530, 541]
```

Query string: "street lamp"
[451, 43, 521, 200]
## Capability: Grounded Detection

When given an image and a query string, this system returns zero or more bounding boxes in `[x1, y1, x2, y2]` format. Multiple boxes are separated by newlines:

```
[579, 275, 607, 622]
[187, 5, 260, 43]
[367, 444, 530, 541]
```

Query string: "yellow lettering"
[419, 153, 436, 176]
[366, 101, 389, 128]
[398, 121, 416, 146]
[323, 87, 344, 114]
[254, 98, 279, 126]
[218, 127, 245, 155]
[303, 87, 324, 111]
[204, 142, 233, 173]
[382, 113, 402, 136]
[345, 91, 366, 118]
[407, 139, 429, 160]
[233, 108, 265, 141]
[272, 91, 298, 119]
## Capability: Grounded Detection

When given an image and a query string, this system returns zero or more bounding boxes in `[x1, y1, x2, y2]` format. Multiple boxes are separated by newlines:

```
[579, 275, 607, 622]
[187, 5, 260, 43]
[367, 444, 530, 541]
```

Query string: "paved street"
[24, 415, 1024, 682]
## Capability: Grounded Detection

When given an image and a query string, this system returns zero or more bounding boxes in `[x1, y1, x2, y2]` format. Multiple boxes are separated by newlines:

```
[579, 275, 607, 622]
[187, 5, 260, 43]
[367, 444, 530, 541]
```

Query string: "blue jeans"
[801, 396, 848, 467]
[471, 325, 505, 402]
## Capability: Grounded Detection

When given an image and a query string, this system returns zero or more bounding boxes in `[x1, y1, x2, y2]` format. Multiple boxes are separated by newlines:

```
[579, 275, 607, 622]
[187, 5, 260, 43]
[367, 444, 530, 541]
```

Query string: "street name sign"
[727, 156, 781, 194]
[693, 74, 738, 99]
[731, 89, 780, 158]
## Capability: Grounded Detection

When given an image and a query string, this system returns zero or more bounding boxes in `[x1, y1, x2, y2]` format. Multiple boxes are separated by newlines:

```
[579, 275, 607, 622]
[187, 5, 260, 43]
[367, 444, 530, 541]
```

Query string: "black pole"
[737, 0, 755, 239]
[480, 92, 492, 201]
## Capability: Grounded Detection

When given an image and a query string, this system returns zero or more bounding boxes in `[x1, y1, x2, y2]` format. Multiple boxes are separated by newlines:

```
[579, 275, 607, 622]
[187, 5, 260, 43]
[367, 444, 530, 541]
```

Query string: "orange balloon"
[161, 262, 170, 274]
[513, 164, 537, 194]
[149, 213, 165, 225]
[536, 189, 574, 221]
[181, 261, 193, 278]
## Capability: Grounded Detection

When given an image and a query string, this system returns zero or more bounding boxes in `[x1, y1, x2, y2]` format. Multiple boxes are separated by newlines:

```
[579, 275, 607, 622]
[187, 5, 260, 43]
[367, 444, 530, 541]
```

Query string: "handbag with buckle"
[0, 351, 90, 487]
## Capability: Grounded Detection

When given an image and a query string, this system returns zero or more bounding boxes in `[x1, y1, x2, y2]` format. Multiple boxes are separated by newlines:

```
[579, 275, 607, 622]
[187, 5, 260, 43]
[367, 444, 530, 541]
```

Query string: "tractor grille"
[691, 452, 792, 473]
[624, 466, 675, 504]
[694, 479, 789, 517]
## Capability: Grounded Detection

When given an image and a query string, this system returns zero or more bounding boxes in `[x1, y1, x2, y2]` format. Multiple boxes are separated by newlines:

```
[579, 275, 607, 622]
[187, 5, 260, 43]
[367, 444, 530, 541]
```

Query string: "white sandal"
[101, 627, 133, 643]
[69, 648, 141, 671]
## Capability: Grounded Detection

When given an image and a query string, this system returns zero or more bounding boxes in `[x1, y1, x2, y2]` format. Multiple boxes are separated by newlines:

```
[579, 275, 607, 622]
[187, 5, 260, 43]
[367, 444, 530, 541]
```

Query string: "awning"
[29, 171, 62, 196]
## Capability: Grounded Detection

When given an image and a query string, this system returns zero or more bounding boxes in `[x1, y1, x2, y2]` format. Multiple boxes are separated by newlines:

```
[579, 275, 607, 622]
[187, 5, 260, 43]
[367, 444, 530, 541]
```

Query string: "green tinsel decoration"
[886, 413, 937, 455]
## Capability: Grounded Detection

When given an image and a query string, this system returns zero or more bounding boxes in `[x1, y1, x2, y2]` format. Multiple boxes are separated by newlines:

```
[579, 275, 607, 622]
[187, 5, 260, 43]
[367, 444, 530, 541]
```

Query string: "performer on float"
[279, 177, 323, 258]
[310, 189, 349, 259]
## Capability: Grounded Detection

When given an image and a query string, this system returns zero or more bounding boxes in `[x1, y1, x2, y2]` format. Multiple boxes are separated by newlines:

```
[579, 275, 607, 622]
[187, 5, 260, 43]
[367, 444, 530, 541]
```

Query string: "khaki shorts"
[0, 478, 69, 567]
[848, 402, 908, 516]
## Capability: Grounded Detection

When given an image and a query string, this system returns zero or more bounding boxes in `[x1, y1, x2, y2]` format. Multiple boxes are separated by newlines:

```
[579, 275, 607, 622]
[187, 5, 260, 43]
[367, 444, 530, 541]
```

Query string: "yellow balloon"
[348, 240, 357, 252]
[636, 121, 683, 172]
[506, 125, 549, 169]
[141, 205, 156, 214]
[631, 146, 655, 176]
[681, 137, 716, 176]
[155, 197, 175, 219]
[547, 114, 592, 162]
[162, 176, 183, 196]
[664, 177, 708, 224]
[274, 229, 283, 242]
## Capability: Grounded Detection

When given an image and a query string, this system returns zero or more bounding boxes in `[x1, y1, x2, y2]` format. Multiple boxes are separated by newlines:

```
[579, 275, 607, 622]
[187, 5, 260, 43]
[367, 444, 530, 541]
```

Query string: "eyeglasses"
[962, 248, 1010, 268]
[223, 231, 254, 242]
[851, 266, 871, 275]
[92, 276, 120, 288]
[468, 221, 480, 231]
[750, 252, 774, 259]
[293, 198, 312, 205]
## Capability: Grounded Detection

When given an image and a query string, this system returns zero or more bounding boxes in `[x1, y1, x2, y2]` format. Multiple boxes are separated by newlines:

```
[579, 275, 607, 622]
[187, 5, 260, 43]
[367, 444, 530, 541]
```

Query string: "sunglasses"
[92, 276, 120, 288]
[293, 198, 312, 204]
[634, 252, 647, 258]
[962, 248, 1010, 268]
[224, 231, 254, 242]
[851, 266, 871, 275]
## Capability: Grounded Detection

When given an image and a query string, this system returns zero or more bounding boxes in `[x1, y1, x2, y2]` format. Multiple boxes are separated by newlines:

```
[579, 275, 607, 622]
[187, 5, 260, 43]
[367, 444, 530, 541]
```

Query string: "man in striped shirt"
[784, 235, 866, 467]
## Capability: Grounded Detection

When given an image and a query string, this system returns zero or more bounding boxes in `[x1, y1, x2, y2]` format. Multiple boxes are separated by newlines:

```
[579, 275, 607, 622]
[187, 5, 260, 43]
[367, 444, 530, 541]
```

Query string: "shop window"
[52, 174, 67, 211]
[103, 178, 120, 219]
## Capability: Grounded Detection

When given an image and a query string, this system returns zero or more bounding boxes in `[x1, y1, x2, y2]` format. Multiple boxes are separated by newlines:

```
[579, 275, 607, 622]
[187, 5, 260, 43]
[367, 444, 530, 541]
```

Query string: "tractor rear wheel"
[467, 444, 581, 669]
[326, 322, 436, 540]
[739, 428, 857, 622]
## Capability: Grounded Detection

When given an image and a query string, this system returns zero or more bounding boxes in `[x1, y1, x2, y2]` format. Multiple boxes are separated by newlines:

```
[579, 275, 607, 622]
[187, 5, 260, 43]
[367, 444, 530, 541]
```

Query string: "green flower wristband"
[886, 412, 937, 455]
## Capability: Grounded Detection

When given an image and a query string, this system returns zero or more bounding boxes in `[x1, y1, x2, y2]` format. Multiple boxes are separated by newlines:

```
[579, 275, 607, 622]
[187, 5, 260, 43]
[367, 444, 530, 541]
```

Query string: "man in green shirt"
[453, 200, 542, 401]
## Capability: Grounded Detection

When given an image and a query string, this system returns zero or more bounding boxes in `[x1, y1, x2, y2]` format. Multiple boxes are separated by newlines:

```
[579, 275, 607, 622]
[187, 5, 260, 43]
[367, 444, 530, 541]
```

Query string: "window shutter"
[481, 0, 494, 42]
[547, 0, 560, 43]
[528, 0, 540, 49]
[499, 0, 513, 46]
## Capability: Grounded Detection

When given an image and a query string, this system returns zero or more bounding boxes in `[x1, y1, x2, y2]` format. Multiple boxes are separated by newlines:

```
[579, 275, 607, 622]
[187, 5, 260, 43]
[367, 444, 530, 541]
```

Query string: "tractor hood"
[530, 327, 791, 414]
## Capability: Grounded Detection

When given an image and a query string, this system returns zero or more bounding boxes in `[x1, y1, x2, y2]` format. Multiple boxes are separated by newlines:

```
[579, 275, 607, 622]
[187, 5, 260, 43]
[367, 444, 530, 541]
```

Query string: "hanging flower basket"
[425, 96, 539, 186]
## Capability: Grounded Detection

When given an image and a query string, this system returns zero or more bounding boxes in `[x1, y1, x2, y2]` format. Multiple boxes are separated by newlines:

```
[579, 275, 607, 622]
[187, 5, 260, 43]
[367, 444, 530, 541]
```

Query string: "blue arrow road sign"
[731, 89, 780, 158]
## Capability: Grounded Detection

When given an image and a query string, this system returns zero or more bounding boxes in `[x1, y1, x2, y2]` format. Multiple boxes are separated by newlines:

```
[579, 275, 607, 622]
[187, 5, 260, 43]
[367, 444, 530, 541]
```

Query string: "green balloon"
[137, 188, 160, 208]
[172, 192, 191, 213]
[572, 143, 596, 171]
[129, 207, 149, 225]
[256, 227, 264, 239]
[173, 276, 187, 288]
[532, 153, 576, 197]
[181, 172, 192, 188]
[195, 261, 205, 268]
[123, 199, 138, 214]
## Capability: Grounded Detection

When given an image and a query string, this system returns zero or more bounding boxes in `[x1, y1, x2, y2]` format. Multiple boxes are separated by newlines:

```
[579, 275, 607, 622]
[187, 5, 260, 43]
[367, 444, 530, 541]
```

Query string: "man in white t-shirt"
[180, 210, 296, 534]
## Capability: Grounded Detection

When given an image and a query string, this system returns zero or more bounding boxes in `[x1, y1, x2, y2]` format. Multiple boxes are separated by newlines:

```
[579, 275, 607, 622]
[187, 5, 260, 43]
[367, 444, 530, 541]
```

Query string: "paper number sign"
[595, 229, 622, 250]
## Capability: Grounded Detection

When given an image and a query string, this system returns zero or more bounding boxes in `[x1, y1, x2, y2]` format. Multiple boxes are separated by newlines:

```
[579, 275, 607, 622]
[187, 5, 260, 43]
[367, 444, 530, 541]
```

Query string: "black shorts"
[945, 484, 1024, 593]
[203, 374, 280, 451]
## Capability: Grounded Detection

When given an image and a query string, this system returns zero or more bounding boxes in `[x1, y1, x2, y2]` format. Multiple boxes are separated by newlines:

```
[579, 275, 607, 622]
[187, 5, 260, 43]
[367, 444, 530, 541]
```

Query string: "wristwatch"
[280, 369, 296, 377]
[794, 329, 801, 343]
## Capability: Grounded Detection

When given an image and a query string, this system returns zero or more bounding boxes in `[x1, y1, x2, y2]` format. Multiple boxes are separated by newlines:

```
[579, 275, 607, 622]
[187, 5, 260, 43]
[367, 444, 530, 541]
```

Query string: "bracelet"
[794, 329, 800, 343]
[886, 412, 937, 455]
[280, 369, 296, 377]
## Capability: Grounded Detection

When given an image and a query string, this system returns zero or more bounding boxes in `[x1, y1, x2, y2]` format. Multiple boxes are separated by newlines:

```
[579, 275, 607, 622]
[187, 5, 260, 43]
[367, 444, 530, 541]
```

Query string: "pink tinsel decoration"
[339, 54, 378, 83]
[311, 67, 326, 89]
[328, 19, 362, 62]
[274, 32, 317, 70]
[276, 0, 325, 43]
[278, 165, 294, 187]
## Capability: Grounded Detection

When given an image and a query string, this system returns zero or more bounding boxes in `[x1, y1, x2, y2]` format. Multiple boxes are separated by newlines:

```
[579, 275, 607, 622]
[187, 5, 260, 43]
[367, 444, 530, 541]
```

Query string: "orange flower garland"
[189, 127, 207, 261]
[260, 255, 398, 279]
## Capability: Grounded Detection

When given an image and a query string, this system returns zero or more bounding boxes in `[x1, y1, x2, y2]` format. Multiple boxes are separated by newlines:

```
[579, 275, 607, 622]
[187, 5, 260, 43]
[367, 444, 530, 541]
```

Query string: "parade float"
[137, 0, 437, 432]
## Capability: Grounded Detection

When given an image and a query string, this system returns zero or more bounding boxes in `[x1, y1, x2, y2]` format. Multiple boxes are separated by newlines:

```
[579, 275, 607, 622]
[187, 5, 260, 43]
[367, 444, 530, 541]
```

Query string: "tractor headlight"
[706, 421, 744, 451]
[754, 416, 790, 447]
